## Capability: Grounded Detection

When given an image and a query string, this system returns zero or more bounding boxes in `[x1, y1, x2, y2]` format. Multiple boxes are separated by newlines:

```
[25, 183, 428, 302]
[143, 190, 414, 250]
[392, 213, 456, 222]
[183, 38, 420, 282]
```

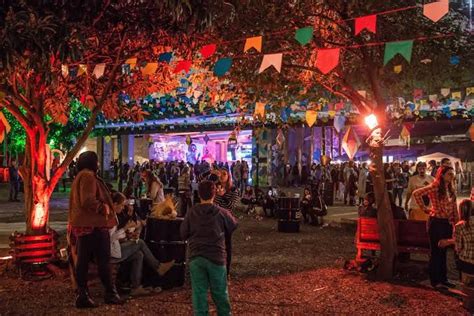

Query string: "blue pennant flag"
[158, 52, 173, 63]
[214, 58, 233, 77]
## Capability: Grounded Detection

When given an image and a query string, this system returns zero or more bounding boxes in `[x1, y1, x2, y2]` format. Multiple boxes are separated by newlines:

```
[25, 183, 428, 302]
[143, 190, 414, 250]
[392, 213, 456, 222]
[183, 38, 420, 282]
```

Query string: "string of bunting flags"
[59, 1, 454, 80]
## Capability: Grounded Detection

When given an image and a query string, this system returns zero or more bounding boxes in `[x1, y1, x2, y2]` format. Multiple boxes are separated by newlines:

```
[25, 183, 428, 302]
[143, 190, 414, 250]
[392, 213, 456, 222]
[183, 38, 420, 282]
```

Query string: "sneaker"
[157, 260, 175, 276]
[129, 286, 151, 297]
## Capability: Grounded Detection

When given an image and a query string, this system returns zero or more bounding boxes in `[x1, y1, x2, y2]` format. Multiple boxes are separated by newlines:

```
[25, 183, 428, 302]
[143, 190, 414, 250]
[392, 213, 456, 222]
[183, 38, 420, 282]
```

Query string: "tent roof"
[417, 152, 461, 161]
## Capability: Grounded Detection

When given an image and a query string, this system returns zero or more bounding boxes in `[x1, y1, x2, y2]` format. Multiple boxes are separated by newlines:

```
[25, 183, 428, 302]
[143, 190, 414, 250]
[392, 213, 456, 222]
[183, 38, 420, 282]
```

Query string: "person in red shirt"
[413, 166, 457, 289]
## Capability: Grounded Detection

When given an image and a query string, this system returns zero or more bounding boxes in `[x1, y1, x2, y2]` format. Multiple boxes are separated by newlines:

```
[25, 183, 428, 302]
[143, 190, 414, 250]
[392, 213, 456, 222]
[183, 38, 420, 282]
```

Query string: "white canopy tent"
[417, 152, 463, 171]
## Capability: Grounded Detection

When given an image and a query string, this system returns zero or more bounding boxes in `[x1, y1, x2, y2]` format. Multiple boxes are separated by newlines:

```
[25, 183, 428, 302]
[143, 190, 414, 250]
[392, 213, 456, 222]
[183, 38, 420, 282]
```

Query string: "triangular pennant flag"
[61, 64, 69, 78]
[276, 130, 285, 147]
[400, 124, 411, 148]
[334, 115, 346, 133]
[413, 89, 423, 99]
[93, 63, 105, 79]
[200, 44, 217, 58]
[213, 58, 233, 77]
[254, 102, 265, 119]
[441, 88, 450, 97]
[466, 87, 474, 96]
[186, 135, 192, 146]
[306, 110, 317, 127]
[0, 130, 4, 144]
[342, 126, 361, 160]
[394, 65, 402, 74]
[357, 90, 367, 98]
[451, 91, 462, 99]
[423, 0, 449, 22]
[174, 60, 192, 74]
[258, 53, 283, 73]
[355, 14, 377, 35]
[125, 57, 137, 69]
[141, 62, 158, 75]
[158, 52, 173, 63]
[244, 36, 262, 53]
[77, 64, 87, 77]
[295, 27, 313, 46]
[315, 48, 340, 74]
[383, 40, 413, 65]
[429, 94, 438, 102]
[468, 123, 474, 142]
[450, 55, 460, 65]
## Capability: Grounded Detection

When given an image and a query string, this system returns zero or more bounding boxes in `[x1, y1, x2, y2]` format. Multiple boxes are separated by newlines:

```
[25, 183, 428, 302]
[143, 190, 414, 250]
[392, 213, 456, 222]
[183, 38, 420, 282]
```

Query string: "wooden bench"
[356, 218, 430, 261]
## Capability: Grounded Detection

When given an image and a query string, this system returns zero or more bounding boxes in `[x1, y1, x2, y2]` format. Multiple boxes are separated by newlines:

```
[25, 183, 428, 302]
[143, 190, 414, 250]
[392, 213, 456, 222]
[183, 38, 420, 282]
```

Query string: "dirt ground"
[0, 214, 468, 315]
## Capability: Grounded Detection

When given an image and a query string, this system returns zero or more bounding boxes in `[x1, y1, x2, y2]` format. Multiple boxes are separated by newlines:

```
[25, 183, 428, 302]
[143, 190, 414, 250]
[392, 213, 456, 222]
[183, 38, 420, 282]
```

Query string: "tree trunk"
[369, 145, 397, 280]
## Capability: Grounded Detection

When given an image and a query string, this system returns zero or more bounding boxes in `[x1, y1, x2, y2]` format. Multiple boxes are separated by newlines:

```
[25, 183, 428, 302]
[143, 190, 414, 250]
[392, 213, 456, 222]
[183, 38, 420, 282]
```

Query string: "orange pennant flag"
[125, 57, 138, 69]
[244, 36, 262, 53]
[423, 0, 449, 22]
[0, 112, 11, 134]
[306, 110, 317, 127]
[468, 123, 474, 142]
[141, 62, 158, 75]
[254, 102, 265, 120]
[258, 53, 283, 73]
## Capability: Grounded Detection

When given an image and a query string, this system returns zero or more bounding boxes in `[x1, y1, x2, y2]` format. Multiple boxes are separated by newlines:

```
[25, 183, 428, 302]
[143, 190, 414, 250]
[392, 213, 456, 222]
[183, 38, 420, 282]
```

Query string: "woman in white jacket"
[110, 192, 173, 296]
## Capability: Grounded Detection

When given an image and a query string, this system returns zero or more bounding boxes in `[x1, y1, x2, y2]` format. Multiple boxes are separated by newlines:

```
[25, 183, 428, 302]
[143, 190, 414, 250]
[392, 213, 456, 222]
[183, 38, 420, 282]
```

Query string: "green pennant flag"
[383, 40, 414, 65]
[295, 27, 313, 46]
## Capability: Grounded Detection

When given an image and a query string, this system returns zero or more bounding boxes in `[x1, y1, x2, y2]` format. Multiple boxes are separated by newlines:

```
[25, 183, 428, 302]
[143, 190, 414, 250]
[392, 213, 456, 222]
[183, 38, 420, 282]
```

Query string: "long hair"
[77, 151, 98, 173]
[459, 199, 473, 228]
[435, 166, 455, 199]
[143, 170, 161, 193]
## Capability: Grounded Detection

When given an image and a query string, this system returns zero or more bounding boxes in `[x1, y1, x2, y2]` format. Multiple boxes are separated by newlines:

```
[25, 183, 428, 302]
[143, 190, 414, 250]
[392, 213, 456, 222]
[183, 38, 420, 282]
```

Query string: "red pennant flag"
[174, 60, 192, 74]
[355, 14, 377, 35]
[413, 89, 423, 99]
[200, 44, 217, 59]
[315, 48, 340, 74]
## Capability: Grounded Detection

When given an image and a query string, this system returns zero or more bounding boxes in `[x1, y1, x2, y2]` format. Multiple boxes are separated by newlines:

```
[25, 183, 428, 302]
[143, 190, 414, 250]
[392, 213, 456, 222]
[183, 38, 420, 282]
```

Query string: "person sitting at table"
[301, 187, 313, 224]
[110, 192, 174, 297]
[142, 170, 165, 205]
[241, 186, 257, 213]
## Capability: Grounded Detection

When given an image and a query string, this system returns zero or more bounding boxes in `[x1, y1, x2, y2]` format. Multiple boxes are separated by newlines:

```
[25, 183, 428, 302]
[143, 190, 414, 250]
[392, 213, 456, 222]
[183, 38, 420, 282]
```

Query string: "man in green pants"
[181, 180, 238, 316]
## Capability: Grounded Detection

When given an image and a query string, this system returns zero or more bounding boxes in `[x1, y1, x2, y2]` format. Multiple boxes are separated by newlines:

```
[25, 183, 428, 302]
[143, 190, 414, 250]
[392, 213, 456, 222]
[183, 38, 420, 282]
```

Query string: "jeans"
[428, 217, 453, 286]
[119, 239, 160, 288]
[75, 228, 114, 293]
[190, 257, 231, 316]
[393, 188, 404, 207]
[9, 181, 19, 200]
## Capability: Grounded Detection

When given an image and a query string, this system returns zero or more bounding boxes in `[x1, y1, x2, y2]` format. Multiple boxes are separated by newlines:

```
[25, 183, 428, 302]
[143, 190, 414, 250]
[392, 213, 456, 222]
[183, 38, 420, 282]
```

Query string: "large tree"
[0, 0, 219, 235]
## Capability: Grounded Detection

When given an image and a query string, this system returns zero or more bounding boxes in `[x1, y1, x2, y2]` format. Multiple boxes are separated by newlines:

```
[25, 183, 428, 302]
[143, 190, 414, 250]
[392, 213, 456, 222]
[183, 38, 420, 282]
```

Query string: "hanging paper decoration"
[306, 110, 317, 127]
[383, 40, 413, 65]
[61, 64, 69, 78]
[254, 102, 265, 120]
[451, 91, 462, 99]
[428, 94, 438, 102]
[228, 131, 238, 145]
[342, 126, 361, 160]
[121, 64, 131, 75]
[0, 112, 11, 144]
[441, 88, 450, 97]
[413, 89, 423, 99]
[93, 63, 106, 79]
[141, 62, 158, 75]
[125, 58, 137, 69]
[104, 136, 111, 143]
[354, 14, 377, 35]
[185, 135, 192, 146]
[174, 60, 192, 74]
[295, 27, 313, 46]
[423, 0, 449, 22]
[394, 65, 402, 74]
[200, 44, 217, 58]
[333, 115, 346, 133]
[276, 129, 285, 147]
[466, 87, 474, 96]
[214, 58, 233, 77]
[244, 36, 262, 53]
[357, 90, 367, 98]
[315, 48, 340, 74]
[158, 52, 173, 63]
[77, 64, 87, 76]
[400, 124, 411, 148]
[450, 56, 460, 65]
[258, 53, 283, 73]
[203, 134, 210, 144]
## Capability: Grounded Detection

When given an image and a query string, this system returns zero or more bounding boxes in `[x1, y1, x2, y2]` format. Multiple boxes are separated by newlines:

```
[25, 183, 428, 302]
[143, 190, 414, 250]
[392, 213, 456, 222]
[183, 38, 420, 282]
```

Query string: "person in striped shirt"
[412, 166, 458, 289]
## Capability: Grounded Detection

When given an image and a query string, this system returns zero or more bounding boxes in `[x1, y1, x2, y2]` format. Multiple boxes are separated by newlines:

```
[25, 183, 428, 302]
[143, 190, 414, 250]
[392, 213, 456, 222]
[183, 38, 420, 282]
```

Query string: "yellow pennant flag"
[306, 110, 317, 127]
[466, 87, 474, 96]
[78, 64, 87, 76]
[244, 36, 262, 53]
[451, 91, 462, 99]
[126, 57, 138, 69]
[394, 65, 402, 74]
[328, 110, 336, 118]
[141, 62, 158, 75]
[254, 102, 265, 120]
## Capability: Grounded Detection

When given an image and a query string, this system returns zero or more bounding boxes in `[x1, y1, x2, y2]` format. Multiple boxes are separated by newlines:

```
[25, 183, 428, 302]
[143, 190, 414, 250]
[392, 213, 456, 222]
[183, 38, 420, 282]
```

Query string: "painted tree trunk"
[369, 145, 397, 280]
